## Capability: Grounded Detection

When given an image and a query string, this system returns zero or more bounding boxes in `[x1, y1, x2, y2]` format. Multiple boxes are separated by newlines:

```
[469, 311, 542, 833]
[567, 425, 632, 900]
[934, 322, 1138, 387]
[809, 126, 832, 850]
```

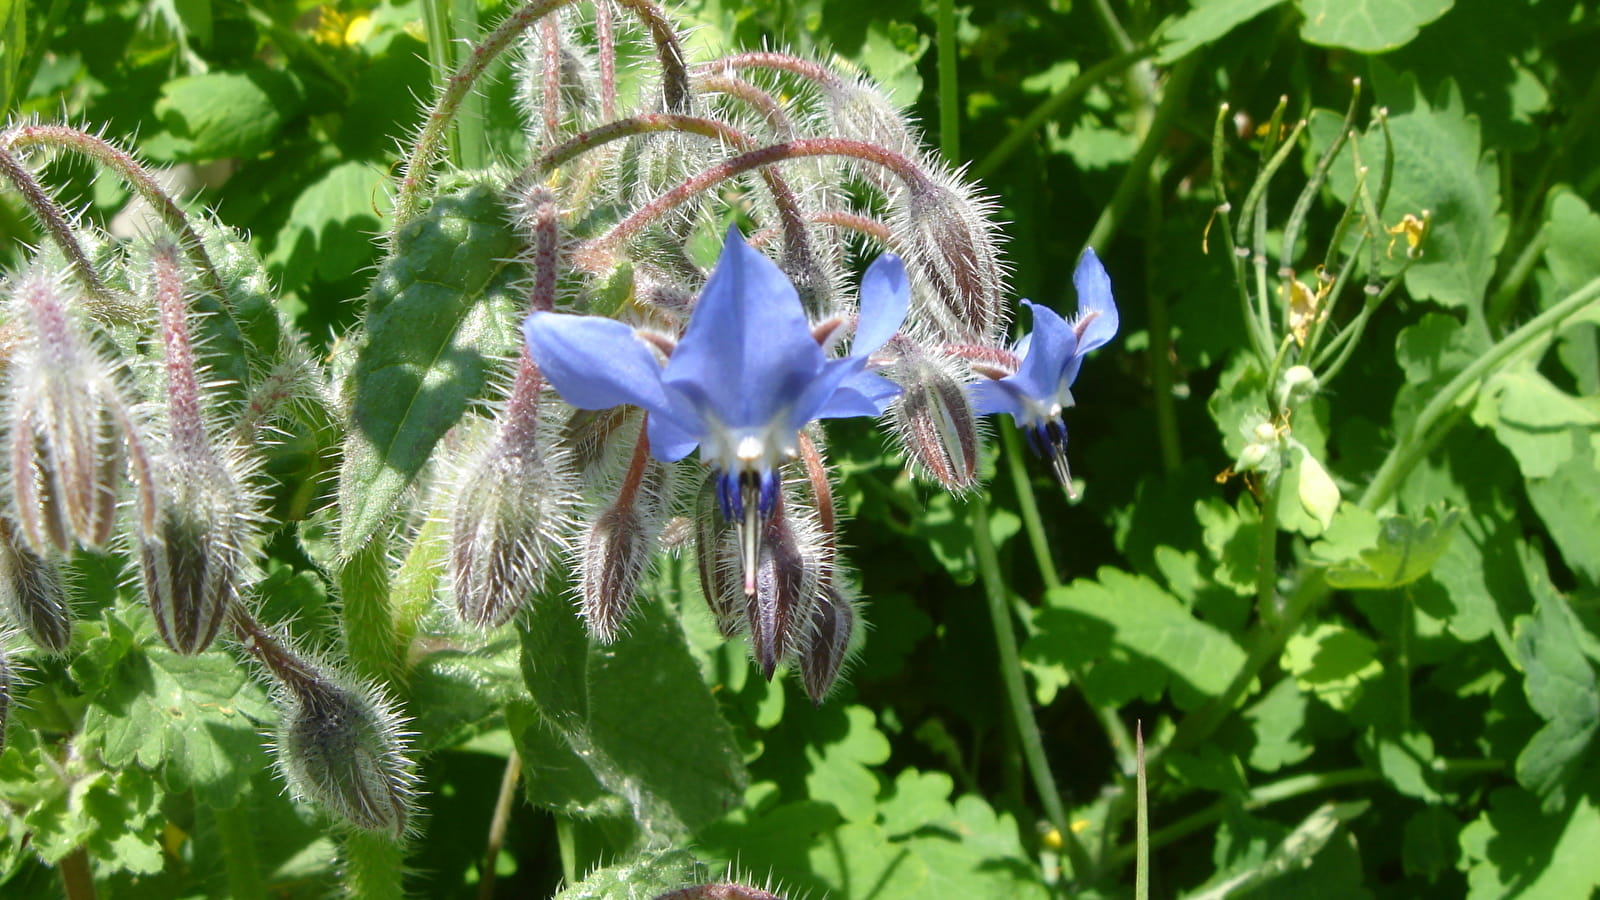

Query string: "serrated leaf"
[1324, 509, 1460, 590]
[1462, 787, 1600, 899]
[154, 68, 304, 160]
[1242, 677, 1314, 772]
[1281, 623, 1381, 711]
[1027, 568, 1247, 710]
[857, 21, 928, 106]
[78, 618, 275, 809]
[804, 705, 890, 823]
[1472, 367, 1600, 479]
[1543, 190, 1600, 294]
[338, 183, 523, 554]
[1297, 0, 1452, 52]
[1160, 0, 1289, 63]
[518, 596, 747, 838]
[1524, 438, 1600, 586]
[1512, 587, 1599, 809]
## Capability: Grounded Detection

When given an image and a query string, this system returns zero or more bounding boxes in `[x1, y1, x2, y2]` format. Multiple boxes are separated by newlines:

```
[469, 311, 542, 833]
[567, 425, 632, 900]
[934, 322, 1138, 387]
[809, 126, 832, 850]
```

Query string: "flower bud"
[800, 582, 856, 706]
[279, 675, 416, 837]
[578, 499, 652, 643]
[450, 363, 573, 629]
[888, 348, 981, 490]
[5, 271, 130, 554]
[896, 177, 1006, 341]
[0, 518, 71, 653]
[694, 472, 743, 638]
[1275, 364, 1319, 411]
[746, 496, 820, 681]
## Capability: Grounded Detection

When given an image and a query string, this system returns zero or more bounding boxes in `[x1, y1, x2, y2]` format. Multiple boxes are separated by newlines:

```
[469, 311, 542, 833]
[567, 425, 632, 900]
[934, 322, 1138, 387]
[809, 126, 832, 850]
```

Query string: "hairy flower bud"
[695, 473, 743, 638]
[5, 271, 130, 554]
[746, 496, 820, 681]
[888, 347, 982, 490]
[138, 246, 253, 655]
[450, 363, 573, 629]
[278, 674, 417, 837]
[896, 177, 1006, 341]
[0, 518, 71, 653]
[800, 582, 856, 706]
[576, 427, 665, 642]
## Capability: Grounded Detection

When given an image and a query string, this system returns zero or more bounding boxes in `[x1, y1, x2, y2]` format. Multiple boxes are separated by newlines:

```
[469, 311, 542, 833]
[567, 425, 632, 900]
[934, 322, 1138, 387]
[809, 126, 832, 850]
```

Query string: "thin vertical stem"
[1001, 426, 1060, 591]
[936, 0, 959, 162]
[1082, 56, 1198, 255]
[971, 495, 1091, 881]
[1135, 722, 1149, 900]
[477, 750, 523, 900]
[59, 848, 96, 900]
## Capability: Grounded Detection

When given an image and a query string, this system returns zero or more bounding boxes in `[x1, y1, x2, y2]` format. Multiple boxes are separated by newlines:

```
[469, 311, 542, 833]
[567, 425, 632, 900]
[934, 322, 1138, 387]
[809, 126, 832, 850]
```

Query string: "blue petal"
[969, 378, 1025, 418]
[662, 227, 824, 429]
[646, 408, 702, 462]
[523, 312, 670, 413]
[812, 364, 902, 420]
[1011, 301, 1078, 401]
[853, 253, 909, 356]
[1072, 248, 1118, 354]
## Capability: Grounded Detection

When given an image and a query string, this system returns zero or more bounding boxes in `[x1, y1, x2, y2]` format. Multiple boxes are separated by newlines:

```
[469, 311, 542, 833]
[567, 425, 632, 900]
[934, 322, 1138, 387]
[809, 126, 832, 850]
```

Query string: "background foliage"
[2, 0, 1599, 897]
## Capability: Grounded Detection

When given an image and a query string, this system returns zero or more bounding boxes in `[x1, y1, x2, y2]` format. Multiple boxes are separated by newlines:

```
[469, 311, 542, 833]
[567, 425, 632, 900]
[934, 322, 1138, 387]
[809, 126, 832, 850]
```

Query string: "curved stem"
[1082, 55, 1198, 255]
[476, 750, 522, 900]
[59, 847, 96, 900]
[1358, 274, 1600, 512]
[3, 125, 226, 301]
[971, 495, 1091, 881]
[342, 829, 406, 900]
[0, 145, 112, 304]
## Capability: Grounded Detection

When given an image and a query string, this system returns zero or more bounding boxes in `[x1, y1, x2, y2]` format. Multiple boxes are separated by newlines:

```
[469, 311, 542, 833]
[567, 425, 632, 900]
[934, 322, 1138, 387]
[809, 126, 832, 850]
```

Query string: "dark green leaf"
[1160, 0, 1289, 63]
[154, 68, 304, 160]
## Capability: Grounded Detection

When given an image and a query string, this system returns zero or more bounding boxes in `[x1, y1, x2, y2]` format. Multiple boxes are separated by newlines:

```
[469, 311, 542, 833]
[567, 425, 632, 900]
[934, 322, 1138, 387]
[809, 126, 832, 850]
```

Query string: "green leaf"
[1190, 801, 1370, 899]
[1394, 313, 1479, 387]
[1524, 438, 1600, 586]
[268, 161, 394, 292]
[1160, 0, 1288, 63]
[517, 596, 748, 838]
[1402, 806, 1460, 881]
[1242, 677, 1314, 772]
[338, 182, 523, 554]
[856, 21, 928, 106]
[77, 612, 275, 809]
[1472, 367, 1600, 479]
[1281, 623, 1381, 711]
[0, 0, 23, 114]
[552, 848, 700, 900]
[154, 68, 305, 160]
[1512, 587, 1599, 809]
[407, 634, 524, 752]
[1323, 508, 1460, 590]
[1027, 568, 1248, 710]
[1462, 787, 1600, 899]
[1542, 190, 1600, 294]
[1297, 0, 1452, 52]
[804, 705, 891, 823]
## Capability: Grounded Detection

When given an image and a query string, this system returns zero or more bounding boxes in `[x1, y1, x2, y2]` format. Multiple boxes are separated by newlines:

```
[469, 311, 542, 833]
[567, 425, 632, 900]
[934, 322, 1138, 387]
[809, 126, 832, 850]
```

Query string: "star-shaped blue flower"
[970, 248, 1117, 493]
[524, 227, 908, 590]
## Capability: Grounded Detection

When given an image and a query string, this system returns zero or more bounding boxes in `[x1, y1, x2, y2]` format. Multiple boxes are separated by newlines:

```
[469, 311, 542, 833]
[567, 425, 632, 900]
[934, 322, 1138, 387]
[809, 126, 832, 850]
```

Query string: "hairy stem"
[0, 145, 112, 304]
[342, 829, 406, 900]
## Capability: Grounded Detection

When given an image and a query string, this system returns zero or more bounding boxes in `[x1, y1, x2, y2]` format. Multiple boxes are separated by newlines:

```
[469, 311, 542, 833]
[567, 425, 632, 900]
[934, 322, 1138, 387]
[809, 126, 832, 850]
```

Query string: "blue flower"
[524, 227, 908, 590]
[970, 248, 1117, 492]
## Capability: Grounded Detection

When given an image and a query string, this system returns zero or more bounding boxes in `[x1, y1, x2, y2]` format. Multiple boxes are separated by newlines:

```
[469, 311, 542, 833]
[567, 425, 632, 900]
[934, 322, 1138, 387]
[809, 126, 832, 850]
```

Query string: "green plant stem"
[59, 848, 95, 900]
[1254, 471, 1283, 625]
[339, 537, 403, 683]
[971, 495, 1092, 882]
[936, 0, 959, 163]
[477, 750, 522, 900]
[1001, 427, 1060, 591]
[343, 829, 406, 900]
[1145, 181, 1182, 474]
[1485, 226, 1549, 332]
[1134, 723, 1148, 900]
[214, 804, 268, 900]
[1086, 0, 1157, 113]
[452, 0, 487, 170]
[1359, 274, 1600, 512]
[1083, 55, 1198, 255]
[974, 47, 1152, 178]
[1107, 759, 1504, 868]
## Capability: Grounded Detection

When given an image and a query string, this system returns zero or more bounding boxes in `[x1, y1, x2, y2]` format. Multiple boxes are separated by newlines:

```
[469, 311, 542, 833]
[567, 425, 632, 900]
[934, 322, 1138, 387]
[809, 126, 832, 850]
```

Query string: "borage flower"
[524, 227, 907, 593]
[970, 249, 1117, 496]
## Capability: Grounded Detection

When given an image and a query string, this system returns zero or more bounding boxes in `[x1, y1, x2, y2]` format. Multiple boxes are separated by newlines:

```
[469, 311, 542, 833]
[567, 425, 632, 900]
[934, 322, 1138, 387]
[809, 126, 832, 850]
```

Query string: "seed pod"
[277, 672, 417, 837]
[888, 347, 981, 490]
[800, 582, 856, 706]
[5, 272, 129, 554]
[0, 518, 70, 653]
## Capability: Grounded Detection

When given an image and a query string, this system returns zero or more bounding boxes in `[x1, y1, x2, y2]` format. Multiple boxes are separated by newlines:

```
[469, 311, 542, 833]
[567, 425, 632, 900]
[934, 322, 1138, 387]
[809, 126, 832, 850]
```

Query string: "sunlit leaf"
[1298, 0, 1452, 52]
